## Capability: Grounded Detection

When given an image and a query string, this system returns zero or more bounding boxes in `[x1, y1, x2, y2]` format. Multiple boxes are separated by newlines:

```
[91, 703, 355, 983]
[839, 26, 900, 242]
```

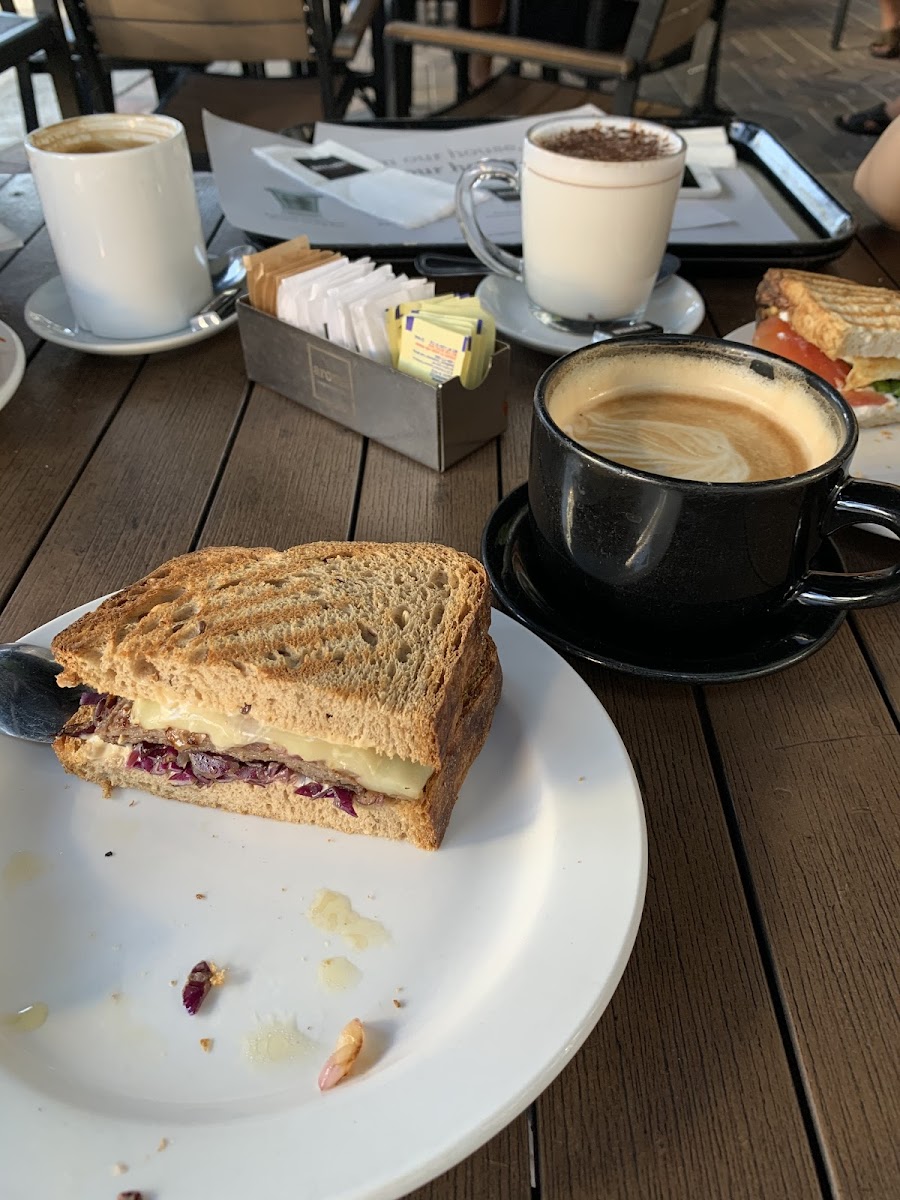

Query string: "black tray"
[245, 116, 854, 269]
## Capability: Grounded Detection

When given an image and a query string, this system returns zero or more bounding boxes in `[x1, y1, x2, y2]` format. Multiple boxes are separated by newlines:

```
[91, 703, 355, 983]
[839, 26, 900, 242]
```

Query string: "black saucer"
[482, 484, 847, 684]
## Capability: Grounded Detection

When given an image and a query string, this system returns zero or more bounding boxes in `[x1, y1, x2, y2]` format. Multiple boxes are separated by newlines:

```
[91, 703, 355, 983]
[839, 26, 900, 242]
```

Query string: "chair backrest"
[627, 0, 718, 67]
[75, 0, 312, 65]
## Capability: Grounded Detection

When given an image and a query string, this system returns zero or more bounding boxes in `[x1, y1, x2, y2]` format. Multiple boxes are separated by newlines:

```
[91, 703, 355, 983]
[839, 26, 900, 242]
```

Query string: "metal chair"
[0, 0, 81, 131]
[384, 0, 729, 121]
[59, 0, 383, 167]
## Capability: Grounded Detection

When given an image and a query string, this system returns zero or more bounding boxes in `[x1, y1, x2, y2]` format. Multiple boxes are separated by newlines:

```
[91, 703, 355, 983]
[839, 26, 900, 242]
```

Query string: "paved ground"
[0, 0, 894, 219]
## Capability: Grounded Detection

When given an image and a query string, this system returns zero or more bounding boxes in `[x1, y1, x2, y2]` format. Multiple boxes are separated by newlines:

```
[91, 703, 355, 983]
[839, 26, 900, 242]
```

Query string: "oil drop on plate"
[2, 1002, 48, 1032]
[243, 1017, 317, 1065]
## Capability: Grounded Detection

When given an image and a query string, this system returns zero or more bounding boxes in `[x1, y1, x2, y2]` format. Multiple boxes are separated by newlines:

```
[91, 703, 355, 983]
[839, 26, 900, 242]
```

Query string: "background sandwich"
[754, 267, 900, 427]
[52, 541, 501, 851]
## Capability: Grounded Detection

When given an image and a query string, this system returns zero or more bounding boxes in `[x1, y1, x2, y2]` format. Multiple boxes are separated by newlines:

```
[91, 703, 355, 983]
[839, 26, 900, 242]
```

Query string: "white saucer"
[728, 321, 899, 540]
[24, 276, 237, 356]
[0, 317, 25, 411]
[475, 273, 705, 356]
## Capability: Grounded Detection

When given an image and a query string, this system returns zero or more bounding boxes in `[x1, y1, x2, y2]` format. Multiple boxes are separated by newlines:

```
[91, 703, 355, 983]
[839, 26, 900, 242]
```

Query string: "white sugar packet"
[303, 259, 374, 339]
[349, 276, 410, 360]
[253, 140, 458, 229]
[356, 278, 435, 364]
[677, 127, 737, 169]
[276, 256, 348, 330]
[324, 264, 396, 348]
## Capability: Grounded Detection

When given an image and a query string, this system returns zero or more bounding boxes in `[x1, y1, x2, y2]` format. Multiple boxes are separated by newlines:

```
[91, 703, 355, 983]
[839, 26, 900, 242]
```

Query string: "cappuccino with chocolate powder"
[536, 123, 676, 163]
[518, 115, 685, 321]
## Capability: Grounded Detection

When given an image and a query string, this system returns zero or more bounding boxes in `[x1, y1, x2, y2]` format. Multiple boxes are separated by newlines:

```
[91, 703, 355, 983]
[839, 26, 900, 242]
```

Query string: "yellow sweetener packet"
[397, 312, 475, 385]
[421, 313, 490, 388]
[387, 295, 495, 384]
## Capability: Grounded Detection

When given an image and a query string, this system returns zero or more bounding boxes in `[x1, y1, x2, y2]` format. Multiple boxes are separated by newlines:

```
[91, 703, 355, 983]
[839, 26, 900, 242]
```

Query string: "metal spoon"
[190, 244, 253, 333]
[0, 644, 83, 742]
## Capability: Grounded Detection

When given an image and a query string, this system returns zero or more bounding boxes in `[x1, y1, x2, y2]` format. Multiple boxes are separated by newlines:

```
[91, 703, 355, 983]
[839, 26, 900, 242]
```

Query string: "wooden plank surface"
[0, 328, 249, 641]
[354, 439, 499, 556]
[699, 266, 900, 1200]
[839, 530, 900, 721]
[703, 647, 900, 1200]
[0, 346, 141, 609]
[198, 383, 364, 548]
[538, 669, 822, 1200]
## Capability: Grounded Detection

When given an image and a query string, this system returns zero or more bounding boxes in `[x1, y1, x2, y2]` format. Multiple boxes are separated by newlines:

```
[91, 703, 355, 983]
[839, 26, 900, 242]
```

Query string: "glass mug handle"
[796, 478, 900, 607]
[455, 159, 524, 280]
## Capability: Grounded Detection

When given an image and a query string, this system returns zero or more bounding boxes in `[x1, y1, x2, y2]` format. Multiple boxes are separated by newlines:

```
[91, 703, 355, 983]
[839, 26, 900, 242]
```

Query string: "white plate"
[727, 322, 900, 539]
[476, 272, 705, 356]
[0, 604, 646, 1200]
[24, 276, 237, 356]
[0, 316, 25, 411]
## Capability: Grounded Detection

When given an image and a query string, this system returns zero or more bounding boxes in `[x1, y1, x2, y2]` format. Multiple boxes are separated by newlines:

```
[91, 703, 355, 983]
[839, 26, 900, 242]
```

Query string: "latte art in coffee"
[564, 393, 810, 483]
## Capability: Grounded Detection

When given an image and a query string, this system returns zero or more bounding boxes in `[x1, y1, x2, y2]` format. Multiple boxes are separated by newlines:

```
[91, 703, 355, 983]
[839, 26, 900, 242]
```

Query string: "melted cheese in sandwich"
[80, 734, 125, 763]
[128, 699, 432, 800]
[844, 355, 900, 392]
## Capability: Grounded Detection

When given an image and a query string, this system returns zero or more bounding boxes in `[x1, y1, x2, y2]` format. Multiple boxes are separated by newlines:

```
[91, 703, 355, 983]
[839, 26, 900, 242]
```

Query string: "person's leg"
[468, 0, 506, 89]
[871, 0, 900, 56]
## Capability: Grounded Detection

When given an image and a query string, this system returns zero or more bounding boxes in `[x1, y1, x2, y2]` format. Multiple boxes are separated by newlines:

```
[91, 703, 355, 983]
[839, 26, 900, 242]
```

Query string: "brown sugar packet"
[244, 238, 340, 316]
[243, 235, 312, 314]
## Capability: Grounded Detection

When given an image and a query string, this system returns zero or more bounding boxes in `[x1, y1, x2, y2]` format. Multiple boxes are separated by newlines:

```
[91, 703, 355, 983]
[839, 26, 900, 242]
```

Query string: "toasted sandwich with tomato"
[753, 268, 900, 427]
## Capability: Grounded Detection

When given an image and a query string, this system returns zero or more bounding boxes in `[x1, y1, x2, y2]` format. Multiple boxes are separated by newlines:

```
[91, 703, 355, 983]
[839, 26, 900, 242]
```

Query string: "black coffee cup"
[527, 336, 900, 650]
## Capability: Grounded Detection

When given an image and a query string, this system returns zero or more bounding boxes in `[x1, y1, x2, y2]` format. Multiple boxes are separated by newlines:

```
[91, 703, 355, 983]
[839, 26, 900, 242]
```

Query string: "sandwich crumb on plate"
[50, 541, 502, 850]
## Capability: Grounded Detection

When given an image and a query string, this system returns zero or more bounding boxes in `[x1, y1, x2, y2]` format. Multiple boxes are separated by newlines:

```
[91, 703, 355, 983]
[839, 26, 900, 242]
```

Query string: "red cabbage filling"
[122, 742, 359, 817]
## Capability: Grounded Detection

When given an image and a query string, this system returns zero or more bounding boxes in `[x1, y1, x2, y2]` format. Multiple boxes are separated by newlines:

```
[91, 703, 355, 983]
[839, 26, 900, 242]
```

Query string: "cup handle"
[455, 159, 524, 280]
[796, 478, 900, 607]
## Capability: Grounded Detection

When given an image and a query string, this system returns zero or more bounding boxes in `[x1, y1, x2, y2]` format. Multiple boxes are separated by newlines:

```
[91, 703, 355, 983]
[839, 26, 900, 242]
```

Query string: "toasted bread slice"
[756, 268, 900, 362]
[51, 542, 491, 771]
[54, 639, 502, 851]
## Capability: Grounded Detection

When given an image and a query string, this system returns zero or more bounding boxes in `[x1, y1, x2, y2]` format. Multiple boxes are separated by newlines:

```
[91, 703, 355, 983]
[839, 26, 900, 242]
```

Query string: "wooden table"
[0, 173, 897, 1200]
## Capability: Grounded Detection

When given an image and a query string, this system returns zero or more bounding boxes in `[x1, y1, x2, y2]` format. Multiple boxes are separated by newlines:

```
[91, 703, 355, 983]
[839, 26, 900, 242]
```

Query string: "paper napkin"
[677, 127, 738, 170]
[253, 140, 458, 229]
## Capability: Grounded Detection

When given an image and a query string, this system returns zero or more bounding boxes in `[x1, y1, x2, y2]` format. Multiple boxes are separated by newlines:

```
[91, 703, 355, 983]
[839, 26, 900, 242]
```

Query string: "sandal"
[835, 102, 892, 136]
[870, 25, 900, 57]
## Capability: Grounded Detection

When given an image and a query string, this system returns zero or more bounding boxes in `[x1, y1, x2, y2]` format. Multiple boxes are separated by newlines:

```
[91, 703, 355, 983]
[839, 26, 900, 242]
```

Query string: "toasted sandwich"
[51, 542, 501, 851]
[754, 268, 900, 427]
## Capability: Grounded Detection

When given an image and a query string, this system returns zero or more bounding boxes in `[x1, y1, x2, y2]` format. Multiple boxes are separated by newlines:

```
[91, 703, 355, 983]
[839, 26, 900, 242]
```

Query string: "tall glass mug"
[455, 115, 685, 326]
[26, 114, 212, 340]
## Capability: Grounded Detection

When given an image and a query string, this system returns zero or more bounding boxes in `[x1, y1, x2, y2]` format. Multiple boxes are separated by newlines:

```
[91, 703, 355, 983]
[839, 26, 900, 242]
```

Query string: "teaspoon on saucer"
[0, 644, 82, 743]
[190, 243, 253, 331]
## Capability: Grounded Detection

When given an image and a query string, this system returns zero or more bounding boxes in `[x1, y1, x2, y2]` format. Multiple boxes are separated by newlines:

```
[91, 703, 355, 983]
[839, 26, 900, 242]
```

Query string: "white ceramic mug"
[26, 114, 212, 340]
[456, 114, 686, 324]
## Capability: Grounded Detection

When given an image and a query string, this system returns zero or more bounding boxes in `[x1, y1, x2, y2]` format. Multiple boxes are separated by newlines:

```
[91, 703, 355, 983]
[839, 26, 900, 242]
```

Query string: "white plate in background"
[0, 316, 25, 411]
[0, 604, 646, 1200]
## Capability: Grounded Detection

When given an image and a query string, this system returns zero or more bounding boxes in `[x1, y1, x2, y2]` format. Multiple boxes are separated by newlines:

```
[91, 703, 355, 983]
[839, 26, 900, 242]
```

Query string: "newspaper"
[204, 108, 800, 248]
